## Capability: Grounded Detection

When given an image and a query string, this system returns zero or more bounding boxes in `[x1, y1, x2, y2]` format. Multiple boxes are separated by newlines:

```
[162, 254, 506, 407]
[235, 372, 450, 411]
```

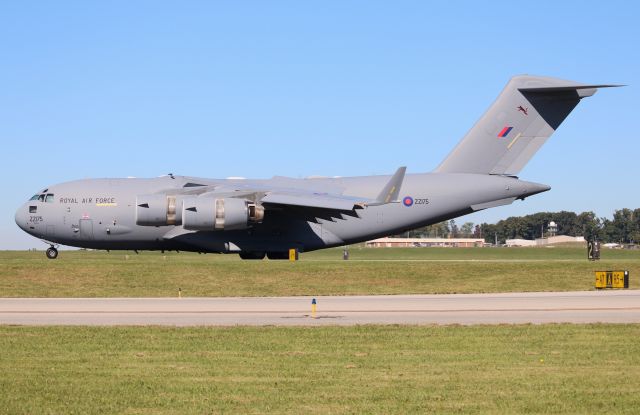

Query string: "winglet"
[374, 166, 406, 204]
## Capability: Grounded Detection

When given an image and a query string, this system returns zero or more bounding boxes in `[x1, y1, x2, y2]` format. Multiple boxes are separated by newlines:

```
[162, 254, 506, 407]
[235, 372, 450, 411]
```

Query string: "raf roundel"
[402, 196, 414, 207]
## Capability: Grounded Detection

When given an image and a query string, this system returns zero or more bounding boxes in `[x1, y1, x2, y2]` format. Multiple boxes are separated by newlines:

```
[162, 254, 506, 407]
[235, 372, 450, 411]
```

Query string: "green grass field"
[2, 248, 640, 414]
[1, 324, 639, 414]
[0, 247, 638, 297]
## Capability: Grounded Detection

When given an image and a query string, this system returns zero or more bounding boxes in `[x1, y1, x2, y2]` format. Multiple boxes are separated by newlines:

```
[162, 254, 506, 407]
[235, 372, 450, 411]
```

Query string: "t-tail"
[435, 75, 621, 176]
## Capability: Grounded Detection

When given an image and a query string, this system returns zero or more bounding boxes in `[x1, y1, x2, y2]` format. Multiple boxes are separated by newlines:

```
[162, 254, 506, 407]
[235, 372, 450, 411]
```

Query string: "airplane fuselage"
[15, 173, 548, 256]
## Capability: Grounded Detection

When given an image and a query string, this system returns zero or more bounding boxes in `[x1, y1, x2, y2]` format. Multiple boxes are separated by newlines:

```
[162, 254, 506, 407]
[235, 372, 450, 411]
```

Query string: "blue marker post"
[311, 298, 317, 319]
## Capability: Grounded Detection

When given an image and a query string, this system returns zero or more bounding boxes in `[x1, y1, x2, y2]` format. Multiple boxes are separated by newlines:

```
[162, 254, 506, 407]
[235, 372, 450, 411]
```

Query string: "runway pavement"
[1, 290, 639, 326]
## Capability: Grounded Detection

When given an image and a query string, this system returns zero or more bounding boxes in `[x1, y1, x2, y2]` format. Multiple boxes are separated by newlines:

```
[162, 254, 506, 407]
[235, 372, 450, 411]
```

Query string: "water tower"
[548, 221, 558, 237]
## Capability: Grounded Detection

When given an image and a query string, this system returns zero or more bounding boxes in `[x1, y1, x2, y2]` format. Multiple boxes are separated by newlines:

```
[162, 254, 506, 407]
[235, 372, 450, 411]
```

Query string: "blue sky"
[1, 1, 638, 249]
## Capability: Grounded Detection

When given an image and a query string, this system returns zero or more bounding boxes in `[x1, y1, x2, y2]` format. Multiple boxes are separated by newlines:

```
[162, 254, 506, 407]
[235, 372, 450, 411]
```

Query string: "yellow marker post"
[178, 288, 182, 298]
[289, 248, 298, 261]
[311, 298, 317, 319]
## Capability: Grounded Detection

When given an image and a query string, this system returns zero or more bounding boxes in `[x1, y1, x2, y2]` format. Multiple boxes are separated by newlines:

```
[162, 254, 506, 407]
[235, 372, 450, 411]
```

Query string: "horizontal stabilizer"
[519, 84, 623, 92]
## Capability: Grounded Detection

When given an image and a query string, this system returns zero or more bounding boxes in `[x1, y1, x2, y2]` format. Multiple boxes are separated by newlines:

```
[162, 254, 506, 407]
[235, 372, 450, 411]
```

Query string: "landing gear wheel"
[46, 247, 58, 259]
[239, 251, 266, 260]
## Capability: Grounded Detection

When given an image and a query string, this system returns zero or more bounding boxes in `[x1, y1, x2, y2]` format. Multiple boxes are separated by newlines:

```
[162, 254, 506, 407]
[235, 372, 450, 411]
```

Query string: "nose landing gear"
[46, 246, 59, 259]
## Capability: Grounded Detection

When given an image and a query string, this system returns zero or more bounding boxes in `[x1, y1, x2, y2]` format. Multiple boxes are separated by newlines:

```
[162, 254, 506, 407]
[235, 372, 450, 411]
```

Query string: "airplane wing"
[260, 166, 406, 211]
[158, 167, 407, 213]
[170, 186, 369, 211]
[260, 191, 369, 210]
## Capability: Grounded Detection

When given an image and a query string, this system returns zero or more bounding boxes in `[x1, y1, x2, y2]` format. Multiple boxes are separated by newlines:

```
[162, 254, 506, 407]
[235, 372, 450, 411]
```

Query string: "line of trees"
[404, 208, 640, 245]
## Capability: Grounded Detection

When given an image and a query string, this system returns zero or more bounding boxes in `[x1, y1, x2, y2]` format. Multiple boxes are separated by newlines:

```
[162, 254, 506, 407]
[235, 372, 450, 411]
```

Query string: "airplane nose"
[15, 205, 27, 231]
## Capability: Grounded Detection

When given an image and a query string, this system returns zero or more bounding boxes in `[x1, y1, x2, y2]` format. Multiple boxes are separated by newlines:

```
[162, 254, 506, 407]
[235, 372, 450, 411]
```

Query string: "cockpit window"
[29, 192, 54, 202]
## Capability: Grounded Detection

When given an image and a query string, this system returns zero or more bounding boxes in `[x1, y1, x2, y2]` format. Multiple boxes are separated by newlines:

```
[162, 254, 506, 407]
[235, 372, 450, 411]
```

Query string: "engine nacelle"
[182, 197, 264, 231]
[135, 194, 182, 226]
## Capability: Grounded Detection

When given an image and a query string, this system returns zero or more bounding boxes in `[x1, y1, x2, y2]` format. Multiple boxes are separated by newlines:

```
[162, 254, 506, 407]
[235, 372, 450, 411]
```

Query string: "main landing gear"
[46, 246, 59, 259]
[238, 251, 291, 260]
[239, 251, 266, 260]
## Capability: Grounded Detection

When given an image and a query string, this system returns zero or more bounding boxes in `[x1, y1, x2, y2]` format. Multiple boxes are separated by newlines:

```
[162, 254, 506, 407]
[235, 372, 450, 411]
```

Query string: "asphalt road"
[1, 290, 639, 326]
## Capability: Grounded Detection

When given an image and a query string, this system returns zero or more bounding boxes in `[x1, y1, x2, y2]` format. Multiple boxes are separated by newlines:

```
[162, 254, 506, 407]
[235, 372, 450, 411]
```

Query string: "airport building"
[505, 235, 586, 247]
[365, 237, 485, 248]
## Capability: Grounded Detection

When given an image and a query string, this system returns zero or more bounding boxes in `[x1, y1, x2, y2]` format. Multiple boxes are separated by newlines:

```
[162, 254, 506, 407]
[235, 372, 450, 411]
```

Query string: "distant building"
[505, 238, 536, 247]
[506, 235, 585, 247]
[366, 237, 485, 248]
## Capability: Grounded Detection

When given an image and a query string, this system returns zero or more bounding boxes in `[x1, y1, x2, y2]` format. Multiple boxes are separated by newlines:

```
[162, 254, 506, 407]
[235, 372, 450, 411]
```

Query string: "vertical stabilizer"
[435, 75, 619, 175]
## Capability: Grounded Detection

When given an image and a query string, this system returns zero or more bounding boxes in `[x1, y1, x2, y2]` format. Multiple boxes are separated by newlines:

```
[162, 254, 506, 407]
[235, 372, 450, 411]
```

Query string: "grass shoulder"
[0, 247, 638, 297]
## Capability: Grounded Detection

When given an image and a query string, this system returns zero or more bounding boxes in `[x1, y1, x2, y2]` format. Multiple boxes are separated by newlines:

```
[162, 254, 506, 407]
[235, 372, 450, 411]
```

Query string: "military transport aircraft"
[15, 75, 619, 259]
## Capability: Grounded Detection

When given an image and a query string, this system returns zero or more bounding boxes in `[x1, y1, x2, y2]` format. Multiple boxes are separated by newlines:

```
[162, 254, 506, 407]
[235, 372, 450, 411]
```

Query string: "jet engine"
[135, 194, 182, 226]
[182, 197, 264, 231]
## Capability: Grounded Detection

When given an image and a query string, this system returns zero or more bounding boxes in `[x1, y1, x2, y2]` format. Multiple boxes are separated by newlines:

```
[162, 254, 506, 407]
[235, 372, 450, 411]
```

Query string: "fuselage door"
[79, 219, 94, 240]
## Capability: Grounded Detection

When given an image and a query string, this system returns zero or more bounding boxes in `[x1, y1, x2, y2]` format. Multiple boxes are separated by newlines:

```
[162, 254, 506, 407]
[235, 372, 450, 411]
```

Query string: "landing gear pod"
[135, 194, 182, 226]
[182, 197, 264, 231]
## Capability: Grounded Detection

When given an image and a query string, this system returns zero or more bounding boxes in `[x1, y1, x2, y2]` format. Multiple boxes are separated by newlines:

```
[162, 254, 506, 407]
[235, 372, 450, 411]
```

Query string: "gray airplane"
[15, 75, 619, 259]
